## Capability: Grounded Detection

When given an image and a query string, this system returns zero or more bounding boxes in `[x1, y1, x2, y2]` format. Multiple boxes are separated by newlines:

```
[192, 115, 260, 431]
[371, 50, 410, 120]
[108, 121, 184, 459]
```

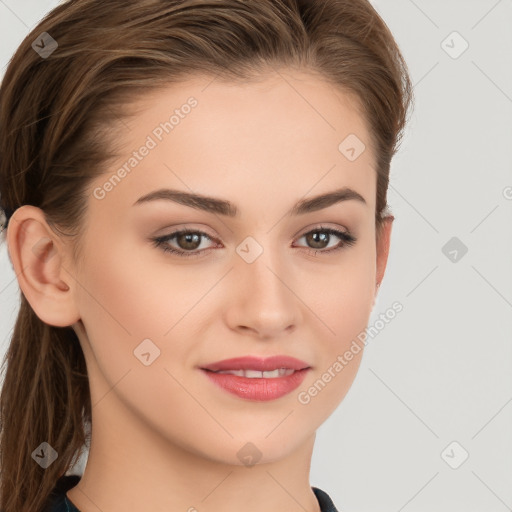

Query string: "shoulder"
[312, 486, 340, 512]
[43, 474, 81, 512]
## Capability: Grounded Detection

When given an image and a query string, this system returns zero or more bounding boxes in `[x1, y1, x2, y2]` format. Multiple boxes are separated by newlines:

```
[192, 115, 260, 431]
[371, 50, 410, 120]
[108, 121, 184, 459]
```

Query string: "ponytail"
[0, 294, 91, 512]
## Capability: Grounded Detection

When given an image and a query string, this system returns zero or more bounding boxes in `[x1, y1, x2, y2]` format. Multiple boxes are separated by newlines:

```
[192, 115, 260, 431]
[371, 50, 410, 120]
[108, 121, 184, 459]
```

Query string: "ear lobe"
[6, 205, 80, 327]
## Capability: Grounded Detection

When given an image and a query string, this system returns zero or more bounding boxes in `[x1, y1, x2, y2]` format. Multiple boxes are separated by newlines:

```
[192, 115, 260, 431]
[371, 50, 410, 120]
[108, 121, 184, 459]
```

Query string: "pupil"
[179, 233, 200, 250]
[307, 232, 328, 249]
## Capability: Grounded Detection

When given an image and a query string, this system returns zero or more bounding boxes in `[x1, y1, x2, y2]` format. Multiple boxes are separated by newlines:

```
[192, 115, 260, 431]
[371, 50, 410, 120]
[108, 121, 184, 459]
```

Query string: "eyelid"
[295, 222, 351, 239]
[153, 223, 218, 239]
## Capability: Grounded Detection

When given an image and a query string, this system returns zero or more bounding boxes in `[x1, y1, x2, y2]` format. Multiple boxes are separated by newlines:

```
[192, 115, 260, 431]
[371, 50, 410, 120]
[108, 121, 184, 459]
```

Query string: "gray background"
[1, 1, 511, 511]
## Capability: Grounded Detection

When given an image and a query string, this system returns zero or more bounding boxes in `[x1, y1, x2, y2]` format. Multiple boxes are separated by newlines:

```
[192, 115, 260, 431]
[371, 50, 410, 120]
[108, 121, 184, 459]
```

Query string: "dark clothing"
[45, 474, 339, 511]
[312, 486, 339, 512]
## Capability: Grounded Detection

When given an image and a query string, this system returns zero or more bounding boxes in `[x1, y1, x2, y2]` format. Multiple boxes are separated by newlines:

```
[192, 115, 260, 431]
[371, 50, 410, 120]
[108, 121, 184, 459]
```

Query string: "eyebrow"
[133, 186, 367, 217]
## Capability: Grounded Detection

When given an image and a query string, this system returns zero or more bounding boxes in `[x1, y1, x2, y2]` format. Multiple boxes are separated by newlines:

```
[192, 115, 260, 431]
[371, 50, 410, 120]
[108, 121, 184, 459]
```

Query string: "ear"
[375, 215, 394, 292]
[6, 205, 81, 327]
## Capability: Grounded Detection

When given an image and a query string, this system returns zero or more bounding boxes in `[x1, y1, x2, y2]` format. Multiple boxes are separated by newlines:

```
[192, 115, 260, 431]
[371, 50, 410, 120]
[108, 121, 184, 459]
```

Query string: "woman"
[0, 0, 413, 510]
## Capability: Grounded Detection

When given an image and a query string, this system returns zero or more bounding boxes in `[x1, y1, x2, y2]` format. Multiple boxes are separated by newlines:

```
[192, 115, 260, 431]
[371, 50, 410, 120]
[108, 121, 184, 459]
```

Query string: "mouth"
[199, 355, 311, 401]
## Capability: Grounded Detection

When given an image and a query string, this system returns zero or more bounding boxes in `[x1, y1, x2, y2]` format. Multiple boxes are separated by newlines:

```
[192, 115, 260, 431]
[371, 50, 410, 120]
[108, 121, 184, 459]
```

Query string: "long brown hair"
[0, 1, 413, 510]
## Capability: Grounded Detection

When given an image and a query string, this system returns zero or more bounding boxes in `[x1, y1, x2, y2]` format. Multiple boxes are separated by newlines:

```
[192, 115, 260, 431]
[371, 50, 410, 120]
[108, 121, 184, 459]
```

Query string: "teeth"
[215, 368, 296, 378]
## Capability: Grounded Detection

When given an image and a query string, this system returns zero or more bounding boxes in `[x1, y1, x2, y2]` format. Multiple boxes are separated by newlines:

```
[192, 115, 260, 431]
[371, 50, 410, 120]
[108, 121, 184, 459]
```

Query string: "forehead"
[87, 69, 377, 221]
[121, 69, 373, 157]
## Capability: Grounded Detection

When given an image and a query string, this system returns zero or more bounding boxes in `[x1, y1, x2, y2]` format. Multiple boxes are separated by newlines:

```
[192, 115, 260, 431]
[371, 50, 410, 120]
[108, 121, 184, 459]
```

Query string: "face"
[67, 68, 391, 465]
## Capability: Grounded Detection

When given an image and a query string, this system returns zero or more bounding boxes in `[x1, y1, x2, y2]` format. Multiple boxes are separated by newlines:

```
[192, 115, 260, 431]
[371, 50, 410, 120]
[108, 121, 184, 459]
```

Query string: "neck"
[66, 378, 321, 512]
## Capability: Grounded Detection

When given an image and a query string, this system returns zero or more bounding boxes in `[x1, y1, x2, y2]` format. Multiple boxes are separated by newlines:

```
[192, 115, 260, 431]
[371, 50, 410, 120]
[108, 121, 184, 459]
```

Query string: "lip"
[199, 355, 311, 402]
[200, 355, 310, 372]
[200, 367, 311, 401]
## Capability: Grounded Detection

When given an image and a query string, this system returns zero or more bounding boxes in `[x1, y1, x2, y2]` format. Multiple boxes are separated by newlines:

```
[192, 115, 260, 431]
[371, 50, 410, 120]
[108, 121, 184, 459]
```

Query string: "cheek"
[299, 241, 376, 338]
[76, 231, 196, 340]
[74, 242, 200, 426]
[295, 244, 375, 407]
[73, 237, 172, 382]
[74, 233, 220, 409]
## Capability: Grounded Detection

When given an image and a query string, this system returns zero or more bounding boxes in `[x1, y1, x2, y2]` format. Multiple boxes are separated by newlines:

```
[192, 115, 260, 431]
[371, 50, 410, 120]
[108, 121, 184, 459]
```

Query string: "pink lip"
[200, 368, 310, 401]
[199, 355, 311, 402]
[200, 355, 310, 372]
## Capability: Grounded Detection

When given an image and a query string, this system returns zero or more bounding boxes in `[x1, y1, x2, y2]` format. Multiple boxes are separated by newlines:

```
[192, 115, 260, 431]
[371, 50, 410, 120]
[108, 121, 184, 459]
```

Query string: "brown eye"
[295, 226, 357, 255]
[151, 229, 217, 258]
[175, 232, 202, 250]
[305, 231, 330, 249]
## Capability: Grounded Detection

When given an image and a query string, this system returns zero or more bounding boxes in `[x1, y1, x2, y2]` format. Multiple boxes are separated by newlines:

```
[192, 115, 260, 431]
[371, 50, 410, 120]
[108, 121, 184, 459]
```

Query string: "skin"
[8, 68, 392, 512]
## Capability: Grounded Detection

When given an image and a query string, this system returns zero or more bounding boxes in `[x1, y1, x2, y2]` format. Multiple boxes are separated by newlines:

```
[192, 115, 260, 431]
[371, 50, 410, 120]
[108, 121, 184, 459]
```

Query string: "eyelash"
[151, 225, 357, 259]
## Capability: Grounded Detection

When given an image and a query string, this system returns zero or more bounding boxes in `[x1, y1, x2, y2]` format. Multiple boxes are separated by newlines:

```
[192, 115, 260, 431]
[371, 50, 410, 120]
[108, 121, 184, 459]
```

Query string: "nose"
[224, 250, 302, 340]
